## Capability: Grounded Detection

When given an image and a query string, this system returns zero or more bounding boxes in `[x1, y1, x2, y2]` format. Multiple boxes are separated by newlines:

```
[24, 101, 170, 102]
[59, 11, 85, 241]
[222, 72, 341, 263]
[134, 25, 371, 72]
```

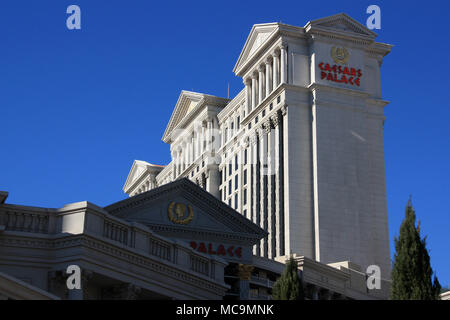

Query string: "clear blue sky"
[1, 1, 449, 286]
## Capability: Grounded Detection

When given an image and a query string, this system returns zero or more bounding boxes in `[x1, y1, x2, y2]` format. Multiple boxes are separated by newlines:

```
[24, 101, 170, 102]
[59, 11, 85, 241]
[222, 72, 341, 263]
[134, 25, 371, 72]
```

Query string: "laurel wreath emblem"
[331, 46, 350, 65]
[168, 202, 194, 225]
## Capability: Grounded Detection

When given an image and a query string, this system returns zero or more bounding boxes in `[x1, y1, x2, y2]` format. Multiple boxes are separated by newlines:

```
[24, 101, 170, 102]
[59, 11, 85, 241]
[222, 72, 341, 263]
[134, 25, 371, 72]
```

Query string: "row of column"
[249, 107, 286, 259]
[171, 117, 216, 179]
[137, 177, 157, 194]
[244, 44, 287, 115]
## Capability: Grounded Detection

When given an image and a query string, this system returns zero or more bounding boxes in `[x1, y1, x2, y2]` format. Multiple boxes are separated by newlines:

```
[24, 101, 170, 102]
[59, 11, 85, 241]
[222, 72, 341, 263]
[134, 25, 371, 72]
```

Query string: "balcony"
[250, 275, 275, 288]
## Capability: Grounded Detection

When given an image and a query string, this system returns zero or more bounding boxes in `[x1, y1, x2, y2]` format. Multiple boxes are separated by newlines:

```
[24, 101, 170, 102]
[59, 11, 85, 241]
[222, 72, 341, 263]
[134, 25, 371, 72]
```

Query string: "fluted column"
[201, 122, 206, 154]
[271, 113, 282, 258]
[252, 132, 260, 255]
[265, 58, 272, 96]
[207, 117, 213, 152]
[272, 51, 279, 88]
[260, 126, 268, 258]
[258, 65, 264, 103]
[191, 133, 195, 164]
[251, 74, 257, 110]
[280, 44, 287, 84]
[244, 78, 251, 115]
[265, 120, 275, 258]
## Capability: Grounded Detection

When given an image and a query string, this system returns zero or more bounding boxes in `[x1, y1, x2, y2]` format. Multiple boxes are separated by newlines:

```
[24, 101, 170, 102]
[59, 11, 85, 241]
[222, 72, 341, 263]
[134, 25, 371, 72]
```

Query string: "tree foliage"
[390, 199, 441, 300]
[272, 256, 305, 300]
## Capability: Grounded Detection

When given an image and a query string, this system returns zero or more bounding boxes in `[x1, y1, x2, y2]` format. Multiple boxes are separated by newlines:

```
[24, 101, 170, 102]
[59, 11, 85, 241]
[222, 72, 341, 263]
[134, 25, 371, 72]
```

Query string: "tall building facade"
[123, 13, 393, 279]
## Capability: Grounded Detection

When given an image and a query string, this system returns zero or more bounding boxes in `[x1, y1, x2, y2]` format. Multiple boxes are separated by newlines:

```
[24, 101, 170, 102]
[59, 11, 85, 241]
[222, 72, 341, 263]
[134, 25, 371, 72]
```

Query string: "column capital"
[257, 65, 265, 73]
[272, 50, 279, 58]
[280, 104, 288, 116]
[265, 56, 272, 64]
[251, 72, 258, 80]
[270, 113, 281, 127]
[244, 78, 252, 85]
[263, 120, 273, 133]
[238, 264, 254, 280]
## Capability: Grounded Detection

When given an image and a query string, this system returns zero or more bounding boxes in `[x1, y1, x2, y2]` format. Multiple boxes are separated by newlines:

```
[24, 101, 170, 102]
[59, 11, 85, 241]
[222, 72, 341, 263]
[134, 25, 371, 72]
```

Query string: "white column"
[201, 122, 206, 154]
[244, 78, 251, 115]
[272, 52, 279, 88]
[191, 134, 195, 163]
[280, 44, 287, 84]
[251, 74, 257, 110]
[258, 66, 264, 103]
[265, 58, 272, 96]
[260, 127, 268, 257]
[207, 118, 212, 152]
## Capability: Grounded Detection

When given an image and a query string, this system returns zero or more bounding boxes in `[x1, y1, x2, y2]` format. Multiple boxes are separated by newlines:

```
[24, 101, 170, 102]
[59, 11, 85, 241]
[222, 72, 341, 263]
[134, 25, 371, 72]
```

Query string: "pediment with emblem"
[107, 178, 266, 246]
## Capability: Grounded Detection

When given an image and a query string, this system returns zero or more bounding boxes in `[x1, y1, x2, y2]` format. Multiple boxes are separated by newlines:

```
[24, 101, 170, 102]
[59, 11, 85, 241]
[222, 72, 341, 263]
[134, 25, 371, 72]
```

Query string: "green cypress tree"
[390, 199, 441, 300]
[272, 256, 304, 300]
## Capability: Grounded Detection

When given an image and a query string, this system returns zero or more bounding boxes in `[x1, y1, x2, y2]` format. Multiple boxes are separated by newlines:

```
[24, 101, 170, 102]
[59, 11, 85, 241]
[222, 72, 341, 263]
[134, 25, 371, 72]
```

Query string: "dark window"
[229, 163, 232, 175]
[228, 198, 231, 207]
[234, 194, 238, 209]
[270, 103, 273, 110]
[262, 109, 266, 117]
[244, 149, 248, 165]
[235, 155, 238, 170]
[235, 175, 238, 190]
[244, 189, 247, 205]
[237, 116, 240, 130]
[228, 180, 232, 195]
[248, 123, 252, 129]
[224, 186, 226, 200]
[255, 116, 258, 124]
[277, 96, 281, 104]
[244, 169, 247, 185]
[243, 209, 247, 217]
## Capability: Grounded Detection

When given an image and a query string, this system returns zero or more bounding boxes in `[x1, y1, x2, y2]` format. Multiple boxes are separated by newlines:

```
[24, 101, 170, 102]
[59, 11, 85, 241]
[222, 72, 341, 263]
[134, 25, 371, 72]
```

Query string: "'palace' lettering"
[190, 241, 242, 258]
[318, 62, 362, 87]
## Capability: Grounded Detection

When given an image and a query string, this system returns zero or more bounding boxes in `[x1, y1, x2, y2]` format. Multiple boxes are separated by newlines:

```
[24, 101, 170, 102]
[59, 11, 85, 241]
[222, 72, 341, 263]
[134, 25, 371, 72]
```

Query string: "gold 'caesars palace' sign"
[318, 46, 362, 87]
[168, 202, 194, 224]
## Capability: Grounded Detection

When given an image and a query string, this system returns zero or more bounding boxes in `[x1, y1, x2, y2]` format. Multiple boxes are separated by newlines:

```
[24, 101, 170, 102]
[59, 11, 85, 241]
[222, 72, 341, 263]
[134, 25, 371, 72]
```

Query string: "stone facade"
[124, 13, 393, 281]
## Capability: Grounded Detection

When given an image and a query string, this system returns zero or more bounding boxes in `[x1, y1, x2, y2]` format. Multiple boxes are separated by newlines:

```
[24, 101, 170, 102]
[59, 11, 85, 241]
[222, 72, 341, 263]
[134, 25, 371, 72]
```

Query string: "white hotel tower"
[123, 13, 393, 278]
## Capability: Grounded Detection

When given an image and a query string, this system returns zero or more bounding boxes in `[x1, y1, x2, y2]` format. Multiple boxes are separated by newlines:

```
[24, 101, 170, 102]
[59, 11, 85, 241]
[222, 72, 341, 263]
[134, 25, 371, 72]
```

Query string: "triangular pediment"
[162, 91, 228, 144]
[233, 23, 279, 75]
[107, 178, 266, 246]
[123, 160, 164, 193]
[306, 13, 377, 39]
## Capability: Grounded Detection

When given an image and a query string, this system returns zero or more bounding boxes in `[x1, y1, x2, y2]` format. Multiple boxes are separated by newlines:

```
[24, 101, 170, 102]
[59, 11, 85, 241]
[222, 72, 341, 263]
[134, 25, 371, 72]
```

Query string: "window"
[243, 209, 247, 217]
[248, 123, 252, 129]
[270, 103, 273, 111]
[234, 194, 238, 209]
[277, 95, 281, 104]
[228, 198, 231, 207]
[237, 116, 240, 130]
[229, 162, 232, 175]
[244, 149, 248, 165]
[235, 155, 238, 170]
[262, 109, 266, 117]
[235, 175, 238, 191]
[244, 189, 247, 205]
[223, 186, 226, 200]
[219, 170, 222, 185]
[228, 180, 232, 195]
[244, 169, 247, 185]
[224, 166, 227, 179]
[255, 116, 258, 124]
